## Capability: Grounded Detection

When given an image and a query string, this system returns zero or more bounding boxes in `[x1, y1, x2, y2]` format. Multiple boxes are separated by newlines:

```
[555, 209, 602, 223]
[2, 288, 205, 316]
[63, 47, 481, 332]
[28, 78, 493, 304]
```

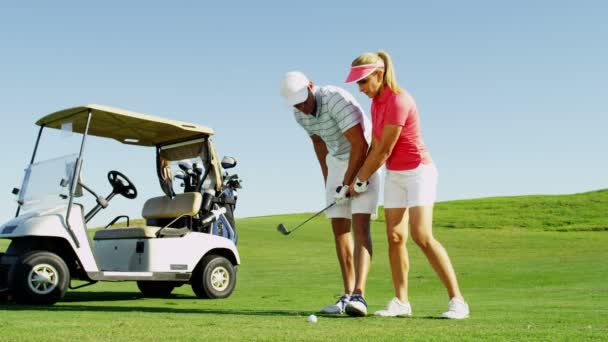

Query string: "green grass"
[1, 191, 607, 341]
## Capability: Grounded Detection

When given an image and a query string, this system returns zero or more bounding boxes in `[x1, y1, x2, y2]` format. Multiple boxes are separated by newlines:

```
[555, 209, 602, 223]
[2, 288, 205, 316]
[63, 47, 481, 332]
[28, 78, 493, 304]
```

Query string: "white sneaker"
[345, 294, 368, 317]
[441, 297, 469, 319]
[374, 297, 412, 317]
[320, 294, 350, 314]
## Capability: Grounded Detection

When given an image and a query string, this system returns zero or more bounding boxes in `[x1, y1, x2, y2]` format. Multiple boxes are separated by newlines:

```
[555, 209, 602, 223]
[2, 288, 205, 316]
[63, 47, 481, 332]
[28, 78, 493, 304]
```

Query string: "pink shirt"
[371, 86, 431, 170]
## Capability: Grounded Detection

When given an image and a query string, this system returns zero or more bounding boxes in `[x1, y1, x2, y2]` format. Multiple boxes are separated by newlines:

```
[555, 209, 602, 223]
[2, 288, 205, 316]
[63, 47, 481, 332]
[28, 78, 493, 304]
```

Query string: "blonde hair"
[351, 50, 402, 93]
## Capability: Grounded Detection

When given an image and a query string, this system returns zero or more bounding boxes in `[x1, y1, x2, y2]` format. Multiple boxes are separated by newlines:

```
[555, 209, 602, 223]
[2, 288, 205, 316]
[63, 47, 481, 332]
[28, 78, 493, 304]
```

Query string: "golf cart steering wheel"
[107, 171, 138, 199]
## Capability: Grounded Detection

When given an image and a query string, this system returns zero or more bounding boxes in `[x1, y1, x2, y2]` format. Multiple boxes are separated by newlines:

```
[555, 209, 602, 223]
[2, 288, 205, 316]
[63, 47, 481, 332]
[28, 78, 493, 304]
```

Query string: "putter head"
[276, 223, 290, 235]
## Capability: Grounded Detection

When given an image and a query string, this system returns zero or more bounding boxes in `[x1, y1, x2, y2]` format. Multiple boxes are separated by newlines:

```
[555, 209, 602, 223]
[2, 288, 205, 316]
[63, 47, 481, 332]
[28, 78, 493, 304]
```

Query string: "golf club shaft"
[289, 201, 336, 233]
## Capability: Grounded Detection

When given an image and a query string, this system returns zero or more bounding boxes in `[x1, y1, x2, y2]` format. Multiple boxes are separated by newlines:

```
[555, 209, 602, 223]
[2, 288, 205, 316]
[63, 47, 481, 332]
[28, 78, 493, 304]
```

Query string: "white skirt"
[384, 163, 438, 208]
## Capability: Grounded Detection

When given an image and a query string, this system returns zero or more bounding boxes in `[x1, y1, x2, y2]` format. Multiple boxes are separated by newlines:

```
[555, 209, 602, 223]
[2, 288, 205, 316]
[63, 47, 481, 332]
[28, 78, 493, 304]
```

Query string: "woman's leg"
[409, 205, 463, 300]
[385, 207, 410, 303]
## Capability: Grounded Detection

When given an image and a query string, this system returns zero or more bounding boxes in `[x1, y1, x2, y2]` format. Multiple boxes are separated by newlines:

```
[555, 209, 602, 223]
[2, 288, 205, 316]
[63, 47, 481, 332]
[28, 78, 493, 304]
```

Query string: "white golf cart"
[0, 105, 242, 305]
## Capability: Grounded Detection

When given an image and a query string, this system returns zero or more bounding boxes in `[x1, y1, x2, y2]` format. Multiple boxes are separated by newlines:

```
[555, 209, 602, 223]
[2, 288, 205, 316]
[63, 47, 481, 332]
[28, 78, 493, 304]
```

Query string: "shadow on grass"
[65, 291, 147, 302]
[0, 291, 306, 317]
[1, 292, 443, 319]
[317, 314, 438, 320]
[1, 304, 311, 317]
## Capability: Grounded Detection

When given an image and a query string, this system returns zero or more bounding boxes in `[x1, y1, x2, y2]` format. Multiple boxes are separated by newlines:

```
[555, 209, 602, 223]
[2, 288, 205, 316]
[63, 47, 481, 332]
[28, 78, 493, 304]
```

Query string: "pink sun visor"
[345, 63, 384, 83]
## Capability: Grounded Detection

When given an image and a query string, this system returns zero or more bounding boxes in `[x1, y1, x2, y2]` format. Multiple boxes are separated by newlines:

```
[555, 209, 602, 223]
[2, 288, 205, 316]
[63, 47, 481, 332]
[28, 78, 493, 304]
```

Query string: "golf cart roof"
[35, 104, 214, 146]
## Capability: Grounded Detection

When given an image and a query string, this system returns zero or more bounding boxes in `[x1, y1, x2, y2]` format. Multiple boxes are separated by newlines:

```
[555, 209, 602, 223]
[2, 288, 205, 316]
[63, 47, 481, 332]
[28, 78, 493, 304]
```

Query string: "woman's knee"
[387, 229, 407, 245]
[411, 231, 433, 249]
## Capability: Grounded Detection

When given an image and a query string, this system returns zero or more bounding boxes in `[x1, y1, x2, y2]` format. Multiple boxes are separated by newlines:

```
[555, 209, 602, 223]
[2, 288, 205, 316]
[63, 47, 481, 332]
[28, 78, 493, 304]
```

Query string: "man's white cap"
[280, 71, 309, 106]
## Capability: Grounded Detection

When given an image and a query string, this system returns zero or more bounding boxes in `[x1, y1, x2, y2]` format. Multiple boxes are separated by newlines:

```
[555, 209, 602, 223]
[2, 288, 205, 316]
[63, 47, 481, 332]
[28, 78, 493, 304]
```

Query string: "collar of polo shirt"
[312, 86, 322, 117]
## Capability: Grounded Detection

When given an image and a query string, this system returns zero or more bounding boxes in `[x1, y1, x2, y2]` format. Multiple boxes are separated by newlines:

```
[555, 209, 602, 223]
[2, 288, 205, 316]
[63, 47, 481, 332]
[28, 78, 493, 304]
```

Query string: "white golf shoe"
[441, 297, 469, 319]
[345, 294, 368, 317]
[319, 294, 350, 314]
[374, 297, 412, 317]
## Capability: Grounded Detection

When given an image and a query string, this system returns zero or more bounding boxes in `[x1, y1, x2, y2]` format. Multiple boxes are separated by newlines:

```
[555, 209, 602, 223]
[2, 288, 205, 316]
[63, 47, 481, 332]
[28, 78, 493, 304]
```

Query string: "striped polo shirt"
[294, 85, 371, 161]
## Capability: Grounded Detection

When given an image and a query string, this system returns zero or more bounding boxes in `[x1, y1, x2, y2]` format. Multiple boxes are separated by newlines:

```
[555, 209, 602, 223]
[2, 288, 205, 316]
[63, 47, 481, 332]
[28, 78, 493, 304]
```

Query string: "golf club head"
[276, 223, 290, 235]
[178, 161, 193, 173]
[174, 171, 186, 180]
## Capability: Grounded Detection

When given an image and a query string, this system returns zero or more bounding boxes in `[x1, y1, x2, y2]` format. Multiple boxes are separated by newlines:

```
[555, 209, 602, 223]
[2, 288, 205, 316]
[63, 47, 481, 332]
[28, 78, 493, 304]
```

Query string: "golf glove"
[334, 185, 350, 205]
[353, 177, 369, 194]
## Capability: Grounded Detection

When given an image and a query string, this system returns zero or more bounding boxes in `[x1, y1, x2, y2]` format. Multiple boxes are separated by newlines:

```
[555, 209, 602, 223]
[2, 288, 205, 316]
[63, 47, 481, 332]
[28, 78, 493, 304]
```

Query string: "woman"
[345, 51, 469, 319]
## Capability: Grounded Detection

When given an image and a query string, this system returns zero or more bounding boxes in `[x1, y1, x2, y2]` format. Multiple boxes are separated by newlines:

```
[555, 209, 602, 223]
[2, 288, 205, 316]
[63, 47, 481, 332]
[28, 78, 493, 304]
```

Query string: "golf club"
[277, 202, 336, 236]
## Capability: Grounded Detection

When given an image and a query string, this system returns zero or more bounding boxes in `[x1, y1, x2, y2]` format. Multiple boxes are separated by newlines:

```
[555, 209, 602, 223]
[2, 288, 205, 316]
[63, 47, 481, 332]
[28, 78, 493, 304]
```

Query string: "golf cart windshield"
[17, 153, 79, 213]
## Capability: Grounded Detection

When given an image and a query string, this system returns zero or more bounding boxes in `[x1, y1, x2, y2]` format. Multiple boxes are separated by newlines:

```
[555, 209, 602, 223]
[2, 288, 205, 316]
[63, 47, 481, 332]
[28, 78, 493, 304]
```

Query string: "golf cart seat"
[94, 192, 202, 240]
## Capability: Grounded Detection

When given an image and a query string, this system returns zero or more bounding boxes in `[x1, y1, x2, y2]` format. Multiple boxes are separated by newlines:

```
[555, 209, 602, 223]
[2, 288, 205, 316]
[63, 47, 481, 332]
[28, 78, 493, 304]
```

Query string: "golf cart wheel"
[10, 251, 70, 305]
[191, 255, 236, 299]
[136, 281, 176, 298]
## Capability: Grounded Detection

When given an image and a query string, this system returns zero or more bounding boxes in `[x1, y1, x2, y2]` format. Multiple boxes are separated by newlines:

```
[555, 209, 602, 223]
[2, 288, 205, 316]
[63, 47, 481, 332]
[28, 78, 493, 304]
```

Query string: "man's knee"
[351, 214, 371, 237]
[331, 218, 351, 235]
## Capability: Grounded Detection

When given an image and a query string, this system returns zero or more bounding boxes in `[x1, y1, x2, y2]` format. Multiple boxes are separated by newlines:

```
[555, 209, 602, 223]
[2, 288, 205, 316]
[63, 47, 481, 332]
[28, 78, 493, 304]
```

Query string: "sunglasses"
[356, 70, 378, 85]
[356, 77, 370, 85]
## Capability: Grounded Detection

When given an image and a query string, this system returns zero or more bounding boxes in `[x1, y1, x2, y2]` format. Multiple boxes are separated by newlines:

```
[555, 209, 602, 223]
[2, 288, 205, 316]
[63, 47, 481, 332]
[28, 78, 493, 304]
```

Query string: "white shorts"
[325, 154, 380, 219]
[384, 163, 438, 208]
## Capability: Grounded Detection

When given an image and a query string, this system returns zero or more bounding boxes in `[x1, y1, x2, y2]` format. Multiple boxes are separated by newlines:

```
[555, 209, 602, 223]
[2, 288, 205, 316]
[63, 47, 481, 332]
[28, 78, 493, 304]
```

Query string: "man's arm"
[310, 134, 329, 184]
[341, 124, 369, 186]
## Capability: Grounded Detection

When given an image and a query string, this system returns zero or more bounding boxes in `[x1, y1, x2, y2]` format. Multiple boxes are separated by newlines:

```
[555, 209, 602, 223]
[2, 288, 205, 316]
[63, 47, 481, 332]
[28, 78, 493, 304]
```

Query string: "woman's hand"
[348, 186, 361, 198]
[349, 177, 369, 198]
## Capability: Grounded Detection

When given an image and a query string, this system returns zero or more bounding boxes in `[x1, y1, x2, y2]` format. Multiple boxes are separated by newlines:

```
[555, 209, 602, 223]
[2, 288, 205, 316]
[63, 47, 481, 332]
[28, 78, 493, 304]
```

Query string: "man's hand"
[334, 185, 350, 205]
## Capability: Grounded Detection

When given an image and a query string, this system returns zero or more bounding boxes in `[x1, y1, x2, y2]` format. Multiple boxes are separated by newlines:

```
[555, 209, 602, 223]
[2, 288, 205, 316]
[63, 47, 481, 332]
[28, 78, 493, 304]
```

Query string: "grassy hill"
[371, 189, 608, 232]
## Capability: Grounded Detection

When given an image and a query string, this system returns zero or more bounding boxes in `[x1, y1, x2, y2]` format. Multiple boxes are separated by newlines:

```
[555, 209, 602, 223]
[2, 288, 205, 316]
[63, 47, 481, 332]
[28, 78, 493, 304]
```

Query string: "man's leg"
[343, 213, 371, 317]
[331, 217, 354, 294]
[351, 213, 372, 296]
[319, 217, 354, 314]
[344, 170, 380, 317]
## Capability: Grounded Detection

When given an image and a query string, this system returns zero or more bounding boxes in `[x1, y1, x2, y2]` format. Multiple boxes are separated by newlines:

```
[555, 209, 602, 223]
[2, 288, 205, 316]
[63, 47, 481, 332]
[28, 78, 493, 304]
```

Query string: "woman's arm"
[349, 124, 402, 195]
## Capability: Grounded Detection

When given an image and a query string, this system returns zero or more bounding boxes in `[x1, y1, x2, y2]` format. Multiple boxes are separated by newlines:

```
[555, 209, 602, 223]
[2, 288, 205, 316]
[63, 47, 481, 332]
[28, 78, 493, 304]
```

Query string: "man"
[280, 71, 380, 316]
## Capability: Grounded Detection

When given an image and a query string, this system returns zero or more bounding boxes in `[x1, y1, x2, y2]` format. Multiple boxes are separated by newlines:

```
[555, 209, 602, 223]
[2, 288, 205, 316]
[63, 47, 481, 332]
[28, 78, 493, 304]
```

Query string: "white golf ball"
[307, 314, 318, 323]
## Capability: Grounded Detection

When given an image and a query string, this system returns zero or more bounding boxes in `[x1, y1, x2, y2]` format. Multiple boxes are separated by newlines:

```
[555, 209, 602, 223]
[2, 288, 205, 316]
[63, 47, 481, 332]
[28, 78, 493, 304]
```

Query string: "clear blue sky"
[1, 1, 606, 226]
